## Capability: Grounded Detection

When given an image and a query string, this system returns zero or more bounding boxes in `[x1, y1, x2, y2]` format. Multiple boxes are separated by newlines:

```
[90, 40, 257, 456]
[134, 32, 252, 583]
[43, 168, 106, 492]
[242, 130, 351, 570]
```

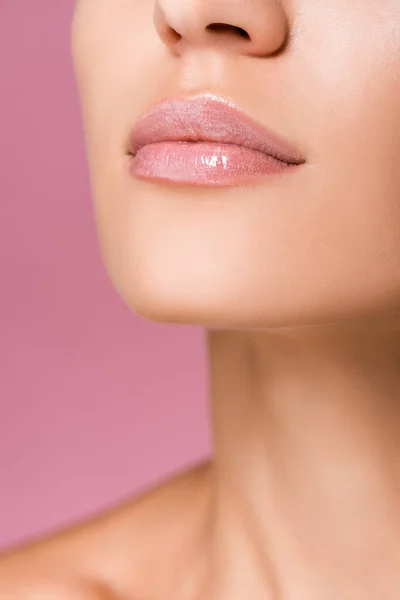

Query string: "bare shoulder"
[0, 460, 211, 600]
[0, 580, 114, 600]
[0, 517, 119, 600]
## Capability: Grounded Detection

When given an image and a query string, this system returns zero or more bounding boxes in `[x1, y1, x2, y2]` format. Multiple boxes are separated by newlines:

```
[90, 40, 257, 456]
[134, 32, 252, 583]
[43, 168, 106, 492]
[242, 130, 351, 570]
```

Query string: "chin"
[113, 271, 400, 332]
[97, 203, 400, 332]
[114, 274, 323, 331]
[118, 277, 245, 328]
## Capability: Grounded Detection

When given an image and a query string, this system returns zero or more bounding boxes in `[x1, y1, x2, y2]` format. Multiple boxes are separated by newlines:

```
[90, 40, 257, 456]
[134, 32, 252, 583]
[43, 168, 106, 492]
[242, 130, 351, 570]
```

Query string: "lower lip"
[128, 141, 300, 187]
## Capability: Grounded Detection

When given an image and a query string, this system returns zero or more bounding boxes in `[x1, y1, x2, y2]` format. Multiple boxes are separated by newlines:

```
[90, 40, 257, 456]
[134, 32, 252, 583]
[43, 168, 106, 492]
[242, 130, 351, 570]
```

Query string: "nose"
[153, 0, 289, 58]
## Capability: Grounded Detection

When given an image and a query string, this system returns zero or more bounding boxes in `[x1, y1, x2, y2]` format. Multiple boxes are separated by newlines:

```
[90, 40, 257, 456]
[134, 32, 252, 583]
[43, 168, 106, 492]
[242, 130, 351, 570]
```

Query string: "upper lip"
[128, 94, 306, 166]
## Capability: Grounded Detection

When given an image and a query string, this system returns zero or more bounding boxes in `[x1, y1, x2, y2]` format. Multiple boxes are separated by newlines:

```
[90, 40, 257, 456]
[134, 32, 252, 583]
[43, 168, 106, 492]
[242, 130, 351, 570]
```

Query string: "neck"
[203, 315, 400, 599]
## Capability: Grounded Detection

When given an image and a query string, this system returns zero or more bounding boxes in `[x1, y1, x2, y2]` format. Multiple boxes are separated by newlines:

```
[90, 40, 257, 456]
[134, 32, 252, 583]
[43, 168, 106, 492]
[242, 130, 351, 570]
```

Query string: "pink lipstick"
[128, 95, 305, 187]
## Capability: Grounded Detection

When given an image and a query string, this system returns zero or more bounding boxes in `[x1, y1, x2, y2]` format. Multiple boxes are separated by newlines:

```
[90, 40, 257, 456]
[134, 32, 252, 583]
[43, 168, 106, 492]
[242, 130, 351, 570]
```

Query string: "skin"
[2, 0, 400, 598]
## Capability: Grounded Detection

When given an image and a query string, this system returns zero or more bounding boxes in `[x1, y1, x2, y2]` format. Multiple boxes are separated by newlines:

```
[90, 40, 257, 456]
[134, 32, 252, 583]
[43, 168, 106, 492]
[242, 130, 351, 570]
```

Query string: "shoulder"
[0, 580, 114, 600]
[0, 527, 116, 600]
[0, 460, 211, 600]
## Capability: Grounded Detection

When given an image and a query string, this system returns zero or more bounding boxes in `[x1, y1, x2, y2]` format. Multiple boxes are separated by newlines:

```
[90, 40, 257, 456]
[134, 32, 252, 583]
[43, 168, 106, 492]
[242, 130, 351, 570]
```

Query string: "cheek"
[291, 2, 400, 147]
[290, 5, 400, 266]
[71, 0, 172, 195]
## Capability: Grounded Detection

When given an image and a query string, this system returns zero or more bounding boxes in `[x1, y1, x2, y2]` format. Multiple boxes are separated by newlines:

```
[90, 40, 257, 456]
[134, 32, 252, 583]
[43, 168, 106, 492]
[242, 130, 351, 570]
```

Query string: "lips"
[127, 95, 305, 187]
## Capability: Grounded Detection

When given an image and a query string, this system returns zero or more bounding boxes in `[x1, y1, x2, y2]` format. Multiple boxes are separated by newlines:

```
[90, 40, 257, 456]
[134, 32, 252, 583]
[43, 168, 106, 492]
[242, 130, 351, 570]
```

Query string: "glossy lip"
[128, 94, 306, 166]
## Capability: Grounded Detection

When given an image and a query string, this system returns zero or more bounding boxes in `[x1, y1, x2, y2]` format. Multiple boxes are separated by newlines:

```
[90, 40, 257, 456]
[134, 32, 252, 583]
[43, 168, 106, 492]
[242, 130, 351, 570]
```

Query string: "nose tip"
[153, 0, 289, 58]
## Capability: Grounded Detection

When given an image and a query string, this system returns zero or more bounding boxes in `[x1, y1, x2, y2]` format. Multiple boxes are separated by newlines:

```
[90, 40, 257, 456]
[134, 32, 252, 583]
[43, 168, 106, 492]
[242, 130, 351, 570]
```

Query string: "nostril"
[169, 27, 182, 43]
[161, 24, 181, 45]
[206, 23, 250, 40]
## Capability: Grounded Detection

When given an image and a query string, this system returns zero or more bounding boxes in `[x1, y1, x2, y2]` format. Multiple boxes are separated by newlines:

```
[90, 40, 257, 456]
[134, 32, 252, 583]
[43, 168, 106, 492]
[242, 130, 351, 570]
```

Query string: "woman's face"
[71, 0, 400, 329]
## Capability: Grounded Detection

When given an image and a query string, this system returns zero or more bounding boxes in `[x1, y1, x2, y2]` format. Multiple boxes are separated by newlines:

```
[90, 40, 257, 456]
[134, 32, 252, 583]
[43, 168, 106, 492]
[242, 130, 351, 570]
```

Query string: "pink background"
[0, 1, 210, 551]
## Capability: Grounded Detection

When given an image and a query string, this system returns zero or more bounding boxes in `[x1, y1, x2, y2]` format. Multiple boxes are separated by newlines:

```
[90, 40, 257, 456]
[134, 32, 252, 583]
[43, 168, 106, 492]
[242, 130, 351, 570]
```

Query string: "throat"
[204, 325, 400, 598]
